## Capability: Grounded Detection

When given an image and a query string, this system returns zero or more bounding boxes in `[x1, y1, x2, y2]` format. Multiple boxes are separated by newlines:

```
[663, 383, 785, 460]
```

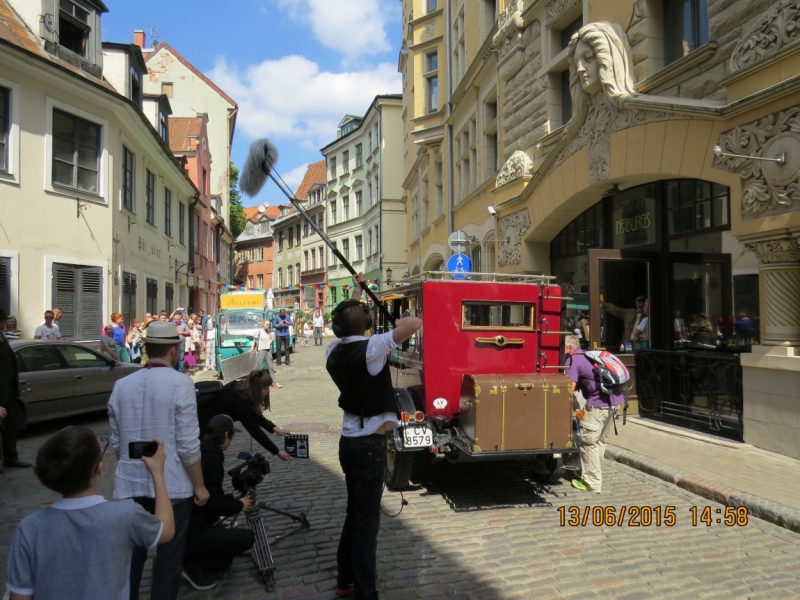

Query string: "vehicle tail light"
[575, 409, 585, 420]
[414, 411, 425, 422]
[400, 412, 411, 424]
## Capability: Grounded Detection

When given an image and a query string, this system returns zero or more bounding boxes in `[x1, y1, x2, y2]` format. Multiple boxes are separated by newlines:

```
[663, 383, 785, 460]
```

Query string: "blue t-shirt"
[6, 496, 162, 600]
[273, 313, 292, 337]
[112, 325, 126, 346]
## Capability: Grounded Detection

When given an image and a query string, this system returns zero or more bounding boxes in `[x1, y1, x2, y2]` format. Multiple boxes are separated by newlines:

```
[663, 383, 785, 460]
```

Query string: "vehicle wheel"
[530, 455, 566, 484]
[385, 431, 413, 490]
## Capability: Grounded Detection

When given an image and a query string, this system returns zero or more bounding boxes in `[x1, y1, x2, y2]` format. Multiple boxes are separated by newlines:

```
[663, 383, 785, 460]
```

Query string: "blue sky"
[102, 0, 402, 208]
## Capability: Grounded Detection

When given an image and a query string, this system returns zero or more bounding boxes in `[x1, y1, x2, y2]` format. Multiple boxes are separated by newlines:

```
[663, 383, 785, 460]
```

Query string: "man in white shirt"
[313, 309, 325, 346]
[326, 273, 422, 600]
[108, 321, 209, 600]
[34, 310, 63, 340]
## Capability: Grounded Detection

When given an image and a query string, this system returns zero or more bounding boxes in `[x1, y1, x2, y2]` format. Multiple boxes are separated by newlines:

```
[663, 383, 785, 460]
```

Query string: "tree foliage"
[229, 161, 246, 237]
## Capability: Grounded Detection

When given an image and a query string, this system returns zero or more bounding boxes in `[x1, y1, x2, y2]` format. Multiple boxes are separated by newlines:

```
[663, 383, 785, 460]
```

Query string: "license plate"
[402, 425, 433, 448]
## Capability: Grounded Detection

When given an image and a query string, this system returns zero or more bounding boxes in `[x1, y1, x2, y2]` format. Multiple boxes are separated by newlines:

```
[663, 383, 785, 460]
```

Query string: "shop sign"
[612, 185, 657, 249]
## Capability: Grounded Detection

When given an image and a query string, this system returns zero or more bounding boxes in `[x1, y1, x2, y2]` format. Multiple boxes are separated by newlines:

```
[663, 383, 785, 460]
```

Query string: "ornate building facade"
[400, 0, 800, 458]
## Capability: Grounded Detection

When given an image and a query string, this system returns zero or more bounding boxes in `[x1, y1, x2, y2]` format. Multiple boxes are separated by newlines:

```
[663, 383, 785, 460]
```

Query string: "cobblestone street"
[2, 342, 800, 599]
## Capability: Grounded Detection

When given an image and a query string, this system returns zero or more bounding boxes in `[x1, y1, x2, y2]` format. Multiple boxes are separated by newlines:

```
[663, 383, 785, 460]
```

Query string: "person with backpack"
[564, 335, 625, 494]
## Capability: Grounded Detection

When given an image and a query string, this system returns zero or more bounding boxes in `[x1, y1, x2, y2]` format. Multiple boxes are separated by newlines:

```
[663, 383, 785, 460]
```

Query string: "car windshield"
[221, 311, 263, 331]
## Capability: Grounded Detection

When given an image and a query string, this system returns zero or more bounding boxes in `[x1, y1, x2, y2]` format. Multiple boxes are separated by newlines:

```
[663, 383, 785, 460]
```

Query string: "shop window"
[551, 202, 604, 259]
[667, 180, 728, 236]
[611, 184, 658, 249]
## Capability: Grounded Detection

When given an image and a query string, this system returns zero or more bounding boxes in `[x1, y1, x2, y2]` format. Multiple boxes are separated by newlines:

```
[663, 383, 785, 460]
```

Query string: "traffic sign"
[447, 253, 472, 280]
[448, 230, 470, 253]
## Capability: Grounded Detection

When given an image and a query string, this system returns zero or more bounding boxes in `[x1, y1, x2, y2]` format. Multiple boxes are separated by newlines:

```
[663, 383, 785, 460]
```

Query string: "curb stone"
[606, 445, 800, 535]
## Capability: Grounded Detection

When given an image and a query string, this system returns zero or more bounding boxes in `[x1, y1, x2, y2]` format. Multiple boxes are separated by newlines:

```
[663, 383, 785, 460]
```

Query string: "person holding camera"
[200, 370, 293, 462]
[326, 273, 422, 600]
[182, 415, 256, 591]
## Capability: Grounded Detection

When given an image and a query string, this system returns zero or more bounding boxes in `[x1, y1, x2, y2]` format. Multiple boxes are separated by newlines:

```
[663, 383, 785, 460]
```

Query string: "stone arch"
[424, 254, 445, 272]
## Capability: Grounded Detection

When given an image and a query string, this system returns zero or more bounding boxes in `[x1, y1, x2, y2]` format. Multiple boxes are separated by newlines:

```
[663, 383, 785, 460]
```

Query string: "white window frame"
[0, 76, 21, 185]
[45, 97, 109, 203]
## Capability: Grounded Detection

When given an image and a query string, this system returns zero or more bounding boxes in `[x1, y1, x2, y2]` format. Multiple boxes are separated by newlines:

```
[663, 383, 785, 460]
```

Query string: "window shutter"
[53, 264, 77, 339]
[122, 272, 137, 325]
[78, 267, 102, 339]
[0, 257, 9, 314]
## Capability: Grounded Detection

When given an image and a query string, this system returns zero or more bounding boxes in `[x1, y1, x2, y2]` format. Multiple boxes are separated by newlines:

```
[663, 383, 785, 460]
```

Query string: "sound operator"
[182, 415, 255, 591]
[200, 370, 293, 462]
[326, 273, 422, 600]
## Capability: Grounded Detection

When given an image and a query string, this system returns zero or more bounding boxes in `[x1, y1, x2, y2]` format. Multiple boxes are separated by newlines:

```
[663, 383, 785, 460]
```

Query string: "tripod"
[239, 486, 310, 592]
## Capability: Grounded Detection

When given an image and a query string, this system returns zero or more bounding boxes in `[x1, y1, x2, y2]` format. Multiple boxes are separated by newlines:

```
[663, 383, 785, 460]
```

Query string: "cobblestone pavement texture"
[2, 342, 800, 599]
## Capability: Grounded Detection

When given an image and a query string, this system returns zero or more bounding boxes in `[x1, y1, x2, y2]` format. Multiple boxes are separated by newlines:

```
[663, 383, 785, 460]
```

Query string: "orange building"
[234, 205, 281, 291]
[169, 116, 217, 314]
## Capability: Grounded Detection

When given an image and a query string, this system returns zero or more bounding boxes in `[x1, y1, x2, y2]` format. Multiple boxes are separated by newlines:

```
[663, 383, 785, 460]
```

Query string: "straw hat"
[144, 321, 181, 345]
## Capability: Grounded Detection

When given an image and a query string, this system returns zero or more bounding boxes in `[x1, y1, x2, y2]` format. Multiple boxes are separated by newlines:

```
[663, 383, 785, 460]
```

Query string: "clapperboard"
[284, 434, 309, 459]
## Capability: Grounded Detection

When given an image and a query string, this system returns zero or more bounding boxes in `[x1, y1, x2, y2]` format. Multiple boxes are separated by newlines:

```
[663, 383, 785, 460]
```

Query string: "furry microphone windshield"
[240, 138, 279, 198]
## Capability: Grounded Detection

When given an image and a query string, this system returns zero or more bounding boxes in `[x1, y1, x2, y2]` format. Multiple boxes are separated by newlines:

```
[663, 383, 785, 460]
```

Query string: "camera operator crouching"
[200, 370, 293, 461]
[182, 415, 256, 591]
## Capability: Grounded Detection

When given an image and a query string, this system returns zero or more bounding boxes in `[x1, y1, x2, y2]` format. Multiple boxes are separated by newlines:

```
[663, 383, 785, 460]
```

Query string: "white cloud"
[209, 55, 400, 147]
[281, 163, 310, 192]
[275, 0, 397, 60]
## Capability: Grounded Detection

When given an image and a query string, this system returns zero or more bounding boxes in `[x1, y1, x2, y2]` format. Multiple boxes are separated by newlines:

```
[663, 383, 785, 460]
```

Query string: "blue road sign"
[447, 253, 472, 280]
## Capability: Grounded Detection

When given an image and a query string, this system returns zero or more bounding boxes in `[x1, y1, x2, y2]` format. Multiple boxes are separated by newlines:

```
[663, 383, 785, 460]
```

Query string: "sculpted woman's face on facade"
[574, 39, 601, 95]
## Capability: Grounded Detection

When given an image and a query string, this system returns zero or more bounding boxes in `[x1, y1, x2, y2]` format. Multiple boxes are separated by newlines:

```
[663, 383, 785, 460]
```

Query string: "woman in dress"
[4, 315, 22, 339]
[184, 318, 198, 370]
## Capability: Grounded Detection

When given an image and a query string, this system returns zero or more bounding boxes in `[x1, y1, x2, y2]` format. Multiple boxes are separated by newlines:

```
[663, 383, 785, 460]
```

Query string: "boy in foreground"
[5, 427, 175, 600]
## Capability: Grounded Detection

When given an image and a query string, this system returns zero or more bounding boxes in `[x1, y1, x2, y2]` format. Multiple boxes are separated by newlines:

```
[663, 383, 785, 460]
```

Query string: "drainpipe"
[188, 194, 200, 309]
[445, 0, 455, 245]
[377, 100, 383, 290]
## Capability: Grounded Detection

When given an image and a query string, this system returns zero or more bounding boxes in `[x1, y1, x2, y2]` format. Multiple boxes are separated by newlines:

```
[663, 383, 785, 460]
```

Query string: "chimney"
[133, 30, 146, 49]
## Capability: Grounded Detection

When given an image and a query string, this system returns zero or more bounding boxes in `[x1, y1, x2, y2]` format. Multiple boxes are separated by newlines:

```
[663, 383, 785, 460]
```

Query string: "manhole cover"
[283, 422, 332, 433]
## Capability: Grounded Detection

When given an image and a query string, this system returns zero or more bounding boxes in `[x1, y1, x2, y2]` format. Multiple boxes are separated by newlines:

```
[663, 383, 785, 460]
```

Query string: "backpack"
[584, 350, 630, 395]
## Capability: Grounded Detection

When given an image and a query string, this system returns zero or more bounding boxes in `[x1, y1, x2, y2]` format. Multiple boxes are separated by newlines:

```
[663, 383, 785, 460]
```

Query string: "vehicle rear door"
[14, 344, 74, 423]
[55, 344, 117, 413]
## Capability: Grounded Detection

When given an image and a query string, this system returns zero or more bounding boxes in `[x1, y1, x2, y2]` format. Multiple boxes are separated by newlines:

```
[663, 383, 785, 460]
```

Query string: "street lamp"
[385, 267, 392, 285]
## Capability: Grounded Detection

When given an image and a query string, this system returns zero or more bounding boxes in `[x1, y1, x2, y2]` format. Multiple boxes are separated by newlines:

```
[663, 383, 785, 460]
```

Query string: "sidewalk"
[606, 415, 800, 532]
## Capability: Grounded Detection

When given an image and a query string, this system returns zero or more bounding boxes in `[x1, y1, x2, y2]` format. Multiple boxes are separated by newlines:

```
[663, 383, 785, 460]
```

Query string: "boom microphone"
[238, 137, 396, 326]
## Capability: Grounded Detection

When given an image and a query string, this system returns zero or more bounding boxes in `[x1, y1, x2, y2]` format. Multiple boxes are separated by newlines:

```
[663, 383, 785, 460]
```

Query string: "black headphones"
[331, 300, 373, 338]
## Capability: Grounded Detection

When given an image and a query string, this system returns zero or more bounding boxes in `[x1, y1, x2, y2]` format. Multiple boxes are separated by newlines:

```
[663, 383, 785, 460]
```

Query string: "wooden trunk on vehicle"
[459, 373, 574, 452]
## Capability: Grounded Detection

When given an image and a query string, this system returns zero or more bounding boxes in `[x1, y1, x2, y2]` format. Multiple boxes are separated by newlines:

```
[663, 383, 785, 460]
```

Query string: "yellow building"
[400, 0, 800, 458]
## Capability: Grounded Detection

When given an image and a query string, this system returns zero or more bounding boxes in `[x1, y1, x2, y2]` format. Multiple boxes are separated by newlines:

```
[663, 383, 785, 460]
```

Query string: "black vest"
[326, 340, 397, 424]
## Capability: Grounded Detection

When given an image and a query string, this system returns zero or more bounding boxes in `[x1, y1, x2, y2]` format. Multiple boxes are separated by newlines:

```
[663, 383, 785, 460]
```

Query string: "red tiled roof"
[244, 205, 282, 221]
[294, 160, 326, 200]
[169, 117, 205, 153]
[144, 42, 237, 107]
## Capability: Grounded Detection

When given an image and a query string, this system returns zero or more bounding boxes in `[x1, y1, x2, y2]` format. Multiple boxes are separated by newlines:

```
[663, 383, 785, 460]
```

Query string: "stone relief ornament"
[546, 0, 581, 25]
[497, 208, 531, 266]
[713, 106, 800, 217]
[552, 22, 671, 183]
[495, 151, 533, 188]
[744, 238, 800, 264]
[730, 0, 800, 73]
[492, 0, 527, 82]
[425, 20, 436, 39]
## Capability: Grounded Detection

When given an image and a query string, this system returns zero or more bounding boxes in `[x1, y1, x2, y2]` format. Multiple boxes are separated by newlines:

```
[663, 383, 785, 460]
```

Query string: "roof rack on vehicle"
[396, 271, 558, 284]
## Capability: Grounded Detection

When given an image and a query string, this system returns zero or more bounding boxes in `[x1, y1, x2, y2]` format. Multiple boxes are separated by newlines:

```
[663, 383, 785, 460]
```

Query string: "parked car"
[11, 340, 141, 424]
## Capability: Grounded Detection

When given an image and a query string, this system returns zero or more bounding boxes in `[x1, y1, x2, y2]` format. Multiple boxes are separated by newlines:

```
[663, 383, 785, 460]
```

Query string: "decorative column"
[745, 237, 800, 347]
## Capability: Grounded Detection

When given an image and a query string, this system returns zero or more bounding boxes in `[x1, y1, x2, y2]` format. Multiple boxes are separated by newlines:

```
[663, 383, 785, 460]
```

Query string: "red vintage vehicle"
[377, 273, 581, 489]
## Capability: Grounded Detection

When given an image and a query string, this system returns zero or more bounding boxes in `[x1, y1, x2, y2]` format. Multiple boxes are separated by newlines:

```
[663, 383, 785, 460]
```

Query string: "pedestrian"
[197, 309, 207, 330]
[141, 317, 156, 364]
[273, 308, 293, 366]
[101, 324, 120, 361]
[313, 309, 325, 346]
[204, 319, 216, 372]
[4, 314, 23, 340]
[173, 313, 191, 373]
[129, 319, 143, 364]
[184, 318, 198, 372]
[108, 321, 209, 600]
[252, 320, 281, 388]
[111, 313, 130, 363]
[0, 308, 30, 468]
[302, 318, 311, 347]
[326, 273, 422, 599]
[564, 335, 624, 494]
[34, 310, 63, 340]
[198, 370, 292, 460]
[181, 415, 255, 590]
[602, 295, 646, 349]
[4, 428, 175, 600]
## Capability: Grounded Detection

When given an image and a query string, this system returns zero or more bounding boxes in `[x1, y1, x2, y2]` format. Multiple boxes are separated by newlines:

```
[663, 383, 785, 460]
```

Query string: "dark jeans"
[275, 336, 291, 364]
[314, 327, 323, 346]
[174, 351, 185, 373]
[130, 497, 192, 600]
[184, 525, 254, 571]
[1, 399, 25, 462]
[338, 434, 385, 600]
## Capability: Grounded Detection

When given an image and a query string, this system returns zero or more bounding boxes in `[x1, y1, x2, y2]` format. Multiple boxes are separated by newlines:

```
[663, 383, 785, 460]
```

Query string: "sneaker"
[571, 478, 600, 493]
[182, 562, 217, 591]
[335, 584, 354, 598]
[272, 382, 282, 388]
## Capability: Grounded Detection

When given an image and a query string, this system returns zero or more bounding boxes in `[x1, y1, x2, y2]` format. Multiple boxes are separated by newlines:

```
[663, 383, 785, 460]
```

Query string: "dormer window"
[246, 222, 254, 236]
[159, 110, 168, 142]
[59, 0, 90, 57]
[130, 66, 142, 107]
[260, 221, 269, 234]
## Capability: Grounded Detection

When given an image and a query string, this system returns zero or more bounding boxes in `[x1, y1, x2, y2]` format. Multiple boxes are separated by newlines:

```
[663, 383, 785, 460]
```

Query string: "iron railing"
[636, 349, 743, 440]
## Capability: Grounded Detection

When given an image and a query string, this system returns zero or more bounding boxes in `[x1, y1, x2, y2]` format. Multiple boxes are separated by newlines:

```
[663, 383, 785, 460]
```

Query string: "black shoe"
[182, 562, 217, 591]
[5, 459, 32, 468]
[285, 362, 291, 366]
